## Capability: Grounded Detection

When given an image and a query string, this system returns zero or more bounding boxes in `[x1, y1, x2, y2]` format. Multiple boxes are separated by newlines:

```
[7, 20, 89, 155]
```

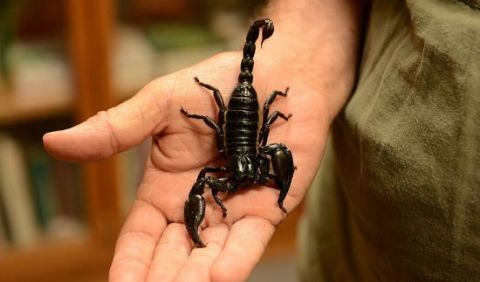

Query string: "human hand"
[44, 1, 363, 279]
[43, 49, 332, 281]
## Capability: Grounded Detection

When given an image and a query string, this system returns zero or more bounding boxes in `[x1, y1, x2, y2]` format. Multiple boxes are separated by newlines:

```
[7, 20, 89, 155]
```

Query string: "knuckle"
[89, 109, 121, 157]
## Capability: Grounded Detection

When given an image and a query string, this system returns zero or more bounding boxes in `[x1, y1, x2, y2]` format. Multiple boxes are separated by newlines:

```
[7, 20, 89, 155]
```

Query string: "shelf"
[0, 238, 113, 282]
[0, 93, 73, 127]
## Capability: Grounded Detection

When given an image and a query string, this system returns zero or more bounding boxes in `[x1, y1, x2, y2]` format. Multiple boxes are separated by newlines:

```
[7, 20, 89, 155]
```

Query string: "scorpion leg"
[194, 77, 226, 124]
[256, 154, 271, 185]
[259, 111, 292, 147]
[205, 177, 235, 217]
[194, 77, 227, 159]
[196, 166, 227, 177]
[259, 143, 294, 214]
[180, 108, 226, 158]
[259, 88, 290, 146]
[184, 166, 226, 247]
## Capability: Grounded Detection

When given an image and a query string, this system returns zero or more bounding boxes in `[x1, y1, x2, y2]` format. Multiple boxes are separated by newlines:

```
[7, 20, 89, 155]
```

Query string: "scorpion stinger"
[180, 18, 295, 247]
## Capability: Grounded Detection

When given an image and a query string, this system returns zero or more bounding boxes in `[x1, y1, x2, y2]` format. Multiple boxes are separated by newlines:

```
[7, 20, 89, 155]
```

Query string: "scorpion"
[180, 18, 295, 247]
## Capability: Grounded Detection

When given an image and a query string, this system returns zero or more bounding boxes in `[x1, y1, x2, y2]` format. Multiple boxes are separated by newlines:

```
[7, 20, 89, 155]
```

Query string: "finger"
[175, 224, 229, 282]
[145, 223, 193, 282]
[43, 76, 174, 162]
[210, 217, 275, 282]
[109, 199, 167, 282]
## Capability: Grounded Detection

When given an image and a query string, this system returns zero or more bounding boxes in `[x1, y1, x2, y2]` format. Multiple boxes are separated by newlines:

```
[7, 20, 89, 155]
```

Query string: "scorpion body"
[181, 19, 295, 247]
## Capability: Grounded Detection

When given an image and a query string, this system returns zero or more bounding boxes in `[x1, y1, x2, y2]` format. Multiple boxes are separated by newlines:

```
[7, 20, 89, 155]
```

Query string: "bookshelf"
[0, 0, 301, 281]
[0, 94, 73, 127]
[0, 0, 119, 281]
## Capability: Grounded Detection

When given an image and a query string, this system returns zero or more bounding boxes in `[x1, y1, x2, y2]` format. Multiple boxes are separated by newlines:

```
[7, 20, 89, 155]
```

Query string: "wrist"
[256, 0, 366, 121]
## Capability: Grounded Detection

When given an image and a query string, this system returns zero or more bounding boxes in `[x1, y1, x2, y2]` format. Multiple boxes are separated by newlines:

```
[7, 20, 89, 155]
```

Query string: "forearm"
[261, 0, 368, 121]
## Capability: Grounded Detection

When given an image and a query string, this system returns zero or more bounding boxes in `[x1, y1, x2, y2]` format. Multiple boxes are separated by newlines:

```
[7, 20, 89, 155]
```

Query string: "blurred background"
[0, 0, 303, 281]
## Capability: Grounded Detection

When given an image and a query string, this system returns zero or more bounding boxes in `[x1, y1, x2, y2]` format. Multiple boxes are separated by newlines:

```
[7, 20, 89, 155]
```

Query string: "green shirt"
[299, 0, 480, 280]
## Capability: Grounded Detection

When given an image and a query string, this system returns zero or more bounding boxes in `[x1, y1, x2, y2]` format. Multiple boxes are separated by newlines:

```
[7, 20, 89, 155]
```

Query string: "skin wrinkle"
[154, 226, 192, 255]
[240, 216, 275, 240]
[152, 136, 183, 170]
[136, 188, 156, 214]
[146, 224, 192, 282]
[137, 105, 148, 137]
[109, 258, 149, 280]
[192, 226, 226, 254]
[240, 197, 285, 227]
[116, 229, 158, 256]
[151, 134, 210, 173]
[110, 198, 168, 281]
[158, 252, 188, 267]
[139, 173, 186, 222]
[111, 233, 156, 280]
[160, 79, 177, 133]
[177, 134, 210, 167]
[143, 89, 159, 136]
[210, 218, 274, 282]
[79, 110, 121, 159]
[98, 109, 122, 157]
[134, 185, 162, 217]
[174, 227, 227, 282]
[209, 224, 229, 248]
[117, 199, 166, 244]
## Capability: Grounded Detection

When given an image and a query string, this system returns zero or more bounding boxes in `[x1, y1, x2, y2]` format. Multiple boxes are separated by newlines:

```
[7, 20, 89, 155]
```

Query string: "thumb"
[43, 77, 171, 162]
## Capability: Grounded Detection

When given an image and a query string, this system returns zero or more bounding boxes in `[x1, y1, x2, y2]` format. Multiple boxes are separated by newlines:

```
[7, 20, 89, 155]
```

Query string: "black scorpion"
[180, 18, 294, 247]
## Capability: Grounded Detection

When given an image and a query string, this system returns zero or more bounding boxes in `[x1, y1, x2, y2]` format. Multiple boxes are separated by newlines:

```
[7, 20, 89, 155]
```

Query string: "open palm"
[44, 51, 332, 282]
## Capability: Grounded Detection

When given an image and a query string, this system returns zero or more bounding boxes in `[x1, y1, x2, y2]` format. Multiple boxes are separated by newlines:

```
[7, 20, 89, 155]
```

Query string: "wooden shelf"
[0, 93, 73, 127]
[0, 238, 114, 282]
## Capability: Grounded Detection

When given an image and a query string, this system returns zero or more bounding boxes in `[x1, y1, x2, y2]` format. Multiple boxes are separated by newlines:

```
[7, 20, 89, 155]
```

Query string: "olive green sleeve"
[299, 0, 480, 281]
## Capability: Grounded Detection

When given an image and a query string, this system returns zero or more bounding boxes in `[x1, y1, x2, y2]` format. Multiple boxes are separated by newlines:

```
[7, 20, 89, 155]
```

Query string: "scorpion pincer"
[180, 18, 295, 247]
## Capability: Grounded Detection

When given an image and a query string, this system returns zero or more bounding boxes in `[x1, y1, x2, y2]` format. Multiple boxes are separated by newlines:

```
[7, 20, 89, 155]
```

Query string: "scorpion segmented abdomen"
[225, 84, 259, 154]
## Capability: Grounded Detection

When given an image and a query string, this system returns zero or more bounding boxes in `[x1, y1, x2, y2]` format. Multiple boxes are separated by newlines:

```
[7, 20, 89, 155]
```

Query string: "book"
[24, 142, 86, 240]
[8, 41, 72, 100]
[0, 134, 40, 248]
[52, 161, 84, 222]
[113, 23, 227, 100]
[24, 143, 57, 229]
[144, 22, 226, 76]
[49, 160, 86, 240]
[0, 192, 10, 251]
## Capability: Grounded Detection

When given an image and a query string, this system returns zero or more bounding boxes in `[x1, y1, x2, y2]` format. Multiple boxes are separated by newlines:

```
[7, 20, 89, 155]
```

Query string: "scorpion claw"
[260, 143, 294, 215]
[184, 194, 206, 247]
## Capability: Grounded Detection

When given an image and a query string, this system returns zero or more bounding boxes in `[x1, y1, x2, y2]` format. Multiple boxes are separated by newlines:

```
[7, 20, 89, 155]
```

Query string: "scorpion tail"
[184, 194, 206, 247]
[239, 18, 274, 83]
[245, 18, 274, 49]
